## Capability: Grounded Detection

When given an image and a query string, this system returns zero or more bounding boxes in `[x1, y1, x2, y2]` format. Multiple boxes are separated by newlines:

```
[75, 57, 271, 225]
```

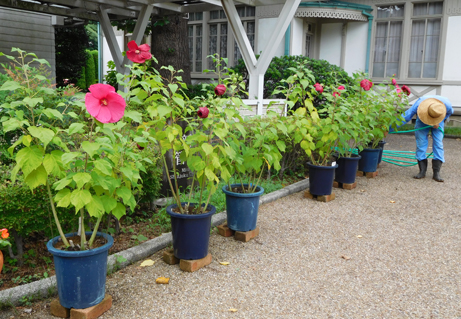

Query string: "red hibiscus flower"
[314, 83, 323, 93]
[401, 85, 411, 96]
[360, 79, 373, 91]
[214, 84, 227, 96]
[126, 40, 152, 64]
[333, 91, 340, 98]
[1, 228, 9, 239]
[197, 107, 209, 119]
[338, 85, 345, 90]
[85, 83, 126, 123]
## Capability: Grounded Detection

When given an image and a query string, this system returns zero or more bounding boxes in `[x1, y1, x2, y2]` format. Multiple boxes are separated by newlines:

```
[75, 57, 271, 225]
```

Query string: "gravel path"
[2, 134, 461, 319]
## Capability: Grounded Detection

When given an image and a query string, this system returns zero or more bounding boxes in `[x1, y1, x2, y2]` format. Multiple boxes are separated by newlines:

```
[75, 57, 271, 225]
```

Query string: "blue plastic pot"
[335, 154, 361, 184]
[377, 140, 386, 164]
[222, 184, 264, 232]
[307, 162, 338, 196]
[358, 148, 381, 172]
[166, 203, 216, 260]
[47, 232, 113, 309]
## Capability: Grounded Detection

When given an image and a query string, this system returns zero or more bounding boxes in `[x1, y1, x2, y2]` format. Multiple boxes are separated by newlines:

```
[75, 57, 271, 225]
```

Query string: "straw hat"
[417, 98, 446, 126]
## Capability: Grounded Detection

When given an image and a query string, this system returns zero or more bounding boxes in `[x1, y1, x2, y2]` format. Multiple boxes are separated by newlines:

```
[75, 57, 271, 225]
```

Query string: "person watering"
[396, 95, 452, 182]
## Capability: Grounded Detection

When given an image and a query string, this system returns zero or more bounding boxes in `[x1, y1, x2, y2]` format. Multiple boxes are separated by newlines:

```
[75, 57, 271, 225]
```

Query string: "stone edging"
[0, 179, 309, 306]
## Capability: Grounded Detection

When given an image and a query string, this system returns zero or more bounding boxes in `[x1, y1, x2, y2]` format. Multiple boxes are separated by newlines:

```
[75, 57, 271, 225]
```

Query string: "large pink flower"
[85, 84, 126, 123]
[126, 41, 152, 64]
[360, 79, 373, 91]
[314, 83, 323, 93]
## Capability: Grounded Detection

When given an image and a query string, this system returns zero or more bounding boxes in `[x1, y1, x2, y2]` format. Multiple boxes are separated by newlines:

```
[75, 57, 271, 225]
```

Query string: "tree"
[151, 15, 191, 84]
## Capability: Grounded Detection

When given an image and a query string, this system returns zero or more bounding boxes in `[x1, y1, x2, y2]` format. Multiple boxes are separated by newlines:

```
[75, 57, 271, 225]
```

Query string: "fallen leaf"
[341, 255, 351, 260]
[390, 200, 395, 203]
[156, 277, 170, 284]
[357, 235, 362, 238]
[228, 308, 238, 312]
[360, 189, 365, 192]
[220, 261, 230, 266]
[140, 259, 155, 267]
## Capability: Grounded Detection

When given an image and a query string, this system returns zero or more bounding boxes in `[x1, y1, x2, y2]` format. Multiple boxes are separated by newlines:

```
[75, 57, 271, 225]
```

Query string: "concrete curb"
[0, 179, 309, 306]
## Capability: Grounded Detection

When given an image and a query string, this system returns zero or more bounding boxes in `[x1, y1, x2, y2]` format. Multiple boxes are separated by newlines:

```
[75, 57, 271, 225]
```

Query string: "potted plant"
[127, 53, 243, 260]
[276, 62, 344, 196]
[0, 48, 148, 308]
[0, 228, 11, 273]
[352, 74, 407, 172]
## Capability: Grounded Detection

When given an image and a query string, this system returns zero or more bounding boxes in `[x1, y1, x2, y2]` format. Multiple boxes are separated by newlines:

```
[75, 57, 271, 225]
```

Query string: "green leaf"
[124, 110, 143, 123]
[86, 196, 104, 217]
[94, 159, 113, 175]
[91, 172, 120, 194]
[55, 189, 71, 207]
[81, 141, 101, 158]
[23, 97, 43, 108]
[73, 172, 92, 189]
[70, 189, 92, 213]
[68, 123, 85, 135]
[62, 152, 82, 165]
[0, 81, 21, 91]
[28, 126, 55, 149]
[24, 165, 47, 190]
[119, 166, 135, 183]
[43, 153, 63, 176]
[201, 144, 213, 156]
[2, 118, 22, 133]
[42, 108, 63, 121]
[53, 177, 73, 191]
[168, 83, 178, 94]
[187, 156, 206, 171]
[276, 140, 286, 152]
[100, 195, 117, 213]
[116, 186, 132, 204]
[112, 202, 126, 220]
[16, 146, 43, 177]
[157, 104, 173, 118]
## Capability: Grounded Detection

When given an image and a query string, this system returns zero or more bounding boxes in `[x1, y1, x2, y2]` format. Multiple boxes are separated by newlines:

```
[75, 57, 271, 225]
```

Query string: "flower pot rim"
[166, 202, 216, 219]
[46, 232, 114, 258]
[222, 183, 264, 197]
[306, 162, 338, 169]
[337, 154, 362, 160]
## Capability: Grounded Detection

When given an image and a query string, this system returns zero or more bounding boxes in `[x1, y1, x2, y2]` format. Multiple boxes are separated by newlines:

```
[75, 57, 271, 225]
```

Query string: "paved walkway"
[1, 134, 461, 318]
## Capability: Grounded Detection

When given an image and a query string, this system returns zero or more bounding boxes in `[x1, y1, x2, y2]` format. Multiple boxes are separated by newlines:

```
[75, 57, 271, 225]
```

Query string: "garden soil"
[2, 133, 461, 318]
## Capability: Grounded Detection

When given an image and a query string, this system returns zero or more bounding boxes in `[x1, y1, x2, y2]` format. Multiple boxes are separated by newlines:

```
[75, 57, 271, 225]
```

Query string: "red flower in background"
[1, 228, 9, 239]
[401, 85, 411, 96]
[360, 79, 373, 91]
[338, 85, 345, 90]
[333, 91, 340, 98]
[197, 107, 209, 119]
[314, 83, 323, 93]
[126, 41, 152, 64]
[85, 84, 126, 123]
[214, 84, 227, 96]
[392, 78, 397, 86]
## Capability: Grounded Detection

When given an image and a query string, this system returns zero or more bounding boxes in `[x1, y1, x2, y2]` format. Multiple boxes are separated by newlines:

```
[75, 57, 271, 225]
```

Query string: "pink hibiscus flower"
[360, 79, 373, 91]
[314, 83, 323, 93]
[85, 84, 126, 123]
[197, 107, 209, 119]
[338, 85, 345, 90]
[214, 84, 227, 96]
[392, 78, 397, 86]
[126, 41, 152, 64]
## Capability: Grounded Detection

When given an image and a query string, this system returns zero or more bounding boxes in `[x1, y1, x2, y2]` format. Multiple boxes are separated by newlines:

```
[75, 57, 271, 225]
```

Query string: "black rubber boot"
[432, 159, 444, 182]
[413, 159, 427, 179]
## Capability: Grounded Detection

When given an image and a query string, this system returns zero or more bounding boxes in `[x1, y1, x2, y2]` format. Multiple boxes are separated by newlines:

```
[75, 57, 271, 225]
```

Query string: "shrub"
[230, 55, 354, 104]
[85, 50, 96, 88]
[76, 66, 86, 90]
[90, 50, 99, 82]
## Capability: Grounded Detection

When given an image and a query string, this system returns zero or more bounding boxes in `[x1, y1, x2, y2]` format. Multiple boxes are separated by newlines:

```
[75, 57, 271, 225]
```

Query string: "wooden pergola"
[0, 0, 304, 102]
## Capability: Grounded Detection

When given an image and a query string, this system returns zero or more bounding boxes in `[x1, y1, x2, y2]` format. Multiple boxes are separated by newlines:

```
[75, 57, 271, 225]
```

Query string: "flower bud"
[314, 83, 323, 93]
[214, 84, 227, 96]
[392, 78, 397, 86]
[401, 85, 411, 96]
[197, 107, 209, 119]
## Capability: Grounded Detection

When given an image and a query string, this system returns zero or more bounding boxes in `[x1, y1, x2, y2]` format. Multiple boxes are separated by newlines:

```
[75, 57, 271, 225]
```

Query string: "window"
[408, 2, 443, 78]
[188, 13, 203, 72]
[209, 10, 228, 68]
[372, 5, 404, 78]
[234, 21, 255, 63]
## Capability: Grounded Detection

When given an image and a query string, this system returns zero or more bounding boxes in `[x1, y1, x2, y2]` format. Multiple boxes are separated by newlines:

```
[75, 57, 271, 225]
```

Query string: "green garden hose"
[383, 125, 444, 166]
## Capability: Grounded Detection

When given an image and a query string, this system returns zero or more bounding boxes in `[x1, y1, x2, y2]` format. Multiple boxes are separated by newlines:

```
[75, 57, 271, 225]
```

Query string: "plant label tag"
[332, 161, 336, 166]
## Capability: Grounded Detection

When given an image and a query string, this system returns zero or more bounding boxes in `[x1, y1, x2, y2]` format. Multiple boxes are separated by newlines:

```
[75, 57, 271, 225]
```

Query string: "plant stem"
[80, 208, 86, 250]
[46, 182, 70, 247]
[88, 215, 103, 248]
[162, 154, 182, 213]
